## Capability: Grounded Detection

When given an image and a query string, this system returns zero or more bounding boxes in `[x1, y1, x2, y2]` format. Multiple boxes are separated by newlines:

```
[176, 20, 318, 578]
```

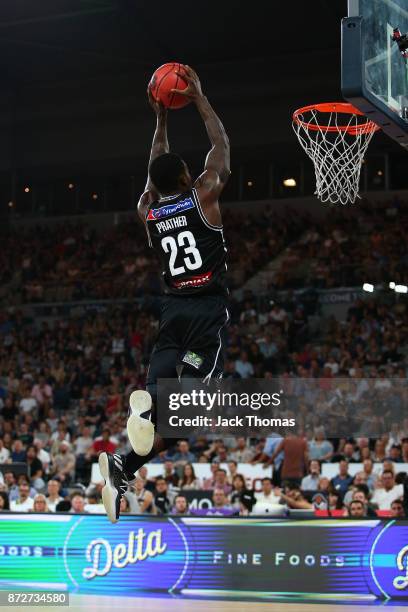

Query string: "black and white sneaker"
[127, 390, 155, 456]
[99, 452, 128, 523]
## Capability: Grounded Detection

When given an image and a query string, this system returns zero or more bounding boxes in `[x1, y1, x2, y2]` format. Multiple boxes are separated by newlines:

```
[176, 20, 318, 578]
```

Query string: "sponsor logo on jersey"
[182, 351, 204, 370]
[147, 197, 195, 221]
[172, 271, 213, 289]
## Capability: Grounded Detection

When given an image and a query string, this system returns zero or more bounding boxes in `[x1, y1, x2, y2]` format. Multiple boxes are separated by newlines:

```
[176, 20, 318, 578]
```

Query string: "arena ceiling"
[0, 0, 345, 89]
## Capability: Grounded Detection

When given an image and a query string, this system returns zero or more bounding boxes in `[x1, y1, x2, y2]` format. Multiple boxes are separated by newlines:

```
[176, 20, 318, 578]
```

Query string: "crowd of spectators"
[268, 198, 408, 290]
[0, 198, 406, 518]
[0, 207, 305, 305]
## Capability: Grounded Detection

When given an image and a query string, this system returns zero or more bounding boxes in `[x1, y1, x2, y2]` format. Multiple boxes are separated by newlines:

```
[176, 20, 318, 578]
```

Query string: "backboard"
[342, 0, 408, 149]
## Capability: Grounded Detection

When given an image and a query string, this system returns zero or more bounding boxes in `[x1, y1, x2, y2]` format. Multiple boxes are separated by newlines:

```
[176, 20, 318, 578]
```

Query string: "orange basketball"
[149, 62, 190, 110]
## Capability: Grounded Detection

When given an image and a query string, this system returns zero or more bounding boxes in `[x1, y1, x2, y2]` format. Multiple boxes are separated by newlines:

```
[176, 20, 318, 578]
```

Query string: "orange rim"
[293, 102, 380, 135]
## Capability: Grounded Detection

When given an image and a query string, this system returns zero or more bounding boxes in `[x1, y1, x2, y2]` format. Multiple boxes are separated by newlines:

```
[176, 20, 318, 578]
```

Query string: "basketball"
[149, 62, 190, 110]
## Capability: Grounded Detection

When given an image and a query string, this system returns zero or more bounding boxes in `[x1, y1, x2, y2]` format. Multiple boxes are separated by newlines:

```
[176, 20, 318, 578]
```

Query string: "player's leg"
[123, 345, 179, 480]
[178, 295, 229, 383]
[99, 345, 178, 523]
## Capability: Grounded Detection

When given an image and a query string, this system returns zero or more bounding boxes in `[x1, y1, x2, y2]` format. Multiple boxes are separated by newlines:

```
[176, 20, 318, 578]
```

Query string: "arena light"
[92, 193, 98, 200]
[389, 282, 396, 289]
[247, 180, 253, 187]
[7, 201, 14, 208]
[68, 183, 75, 190]
[394, 284, 408, 293]
[24, 186, 30, 193]
[363, 283, 374, 292]
[283, 178, 297, 187]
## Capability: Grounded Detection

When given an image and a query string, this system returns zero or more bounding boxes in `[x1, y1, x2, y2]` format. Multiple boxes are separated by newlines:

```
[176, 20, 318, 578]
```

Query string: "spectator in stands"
[317, 477, 331, 494]
[50, 441, 76, 484]
[256, 434, 284, 486]
[387, 445, 403, 463]
[328, 489, 345, 513]
[212, 469, 232, 496]
[4, 472, 18, 501]
[212, 445, 229, 464]
[202, 463, 219, 491]
[342, 442, 360, 463]
[372, 439, 387, 463]
[11, 439, 26, 463]
[228, 473, 245, 508]
[31, 376, 53, 408]
[120, 496, 131, 514]
[234, 351, 254, 379]
[171, 495, 189, 515]
[206, 489, 235, 516]
[0, 439, 10, 463]
[89, 428, 117, 459]
[343, 472, 369, 505]
[70, 492, 87, 514]
[348, 500, 367, 518]
[46, 479, 63, 512]
[172, 441, 195, 467]
[230, 474, 255, 514]
[391, 500, 405, 518]
[10, 482, 34, 512]
[161, 460, 179, 487]
[73, 426, 93, 457]
[154, 477, 173, 515]
[255, 478, 281, 506]
[269, 432, 308, 486]
[227, 460, 239, 484]
[35, 440, 51, 474]
[19, 388, 38, 416]
[229, 437, 255, 463]
[308, 428, 333, 462]
[0, 491, 10, 511]
[371, 470, 404, 510]
[26, 445, 45, 490]
[331, 460, 353, 496]
[31, 494, 49, 513]
[349, 488, 377, 518]
[301, 460, 321, 491]
[362, 458, 376, 490]
[132, 477, 154, 514]
[178, 464, 200, 490]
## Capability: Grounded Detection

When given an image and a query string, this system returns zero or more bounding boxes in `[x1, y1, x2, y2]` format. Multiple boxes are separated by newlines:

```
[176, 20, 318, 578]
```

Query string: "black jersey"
[145, 188, 228, 296]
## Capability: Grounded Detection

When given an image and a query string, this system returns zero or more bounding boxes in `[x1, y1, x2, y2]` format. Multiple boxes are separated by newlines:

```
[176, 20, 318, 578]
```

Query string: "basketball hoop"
[293, 103, 379, 205]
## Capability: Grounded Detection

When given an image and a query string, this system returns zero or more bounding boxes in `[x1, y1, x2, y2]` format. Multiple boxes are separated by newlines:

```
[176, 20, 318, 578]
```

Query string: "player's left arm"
[171, 66, 230, 224]
[137, 88, 169, 223]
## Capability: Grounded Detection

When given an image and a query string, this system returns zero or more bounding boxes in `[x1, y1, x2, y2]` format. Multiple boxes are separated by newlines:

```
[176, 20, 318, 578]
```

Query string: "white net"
[293, 106, 378, 205]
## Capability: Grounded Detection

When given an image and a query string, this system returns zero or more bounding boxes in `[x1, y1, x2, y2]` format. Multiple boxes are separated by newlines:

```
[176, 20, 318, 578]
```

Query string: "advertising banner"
[0, 515, 407, 601]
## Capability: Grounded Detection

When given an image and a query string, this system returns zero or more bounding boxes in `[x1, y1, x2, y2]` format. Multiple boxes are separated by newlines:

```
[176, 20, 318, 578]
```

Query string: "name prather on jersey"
[155, 215, 187, 234]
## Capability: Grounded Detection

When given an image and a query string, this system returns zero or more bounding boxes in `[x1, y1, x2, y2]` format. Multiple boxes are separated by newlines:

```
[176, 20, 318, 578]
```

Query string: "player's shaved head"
[149, 153, 191, 194]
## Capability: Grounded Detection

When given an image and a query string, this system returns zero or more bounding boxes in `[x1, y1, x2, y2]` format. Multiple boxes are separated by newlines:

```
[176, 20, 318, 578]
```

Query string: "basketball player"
[99, 65, 230, 522]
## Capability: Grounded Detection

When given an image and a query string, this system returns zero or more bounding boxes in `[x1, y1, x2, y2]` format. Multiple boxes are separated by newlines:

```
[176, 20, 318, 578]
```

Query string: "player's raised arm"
[137, 88, 169, 222]
[171, 66, 230, 197]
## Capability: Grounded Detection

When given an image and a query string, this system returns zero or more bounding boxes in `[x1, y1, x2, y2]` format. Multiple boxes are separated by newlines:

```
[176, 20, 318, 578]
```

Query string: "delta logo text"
[147, 198, 195, 220]
[83, 528, 167, 579]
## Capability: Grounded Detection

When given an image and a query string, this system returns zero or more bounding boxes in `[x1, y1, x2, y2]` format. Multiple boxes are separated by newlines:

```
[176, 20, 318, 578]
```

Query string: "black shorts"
[146, 294, 229, 401]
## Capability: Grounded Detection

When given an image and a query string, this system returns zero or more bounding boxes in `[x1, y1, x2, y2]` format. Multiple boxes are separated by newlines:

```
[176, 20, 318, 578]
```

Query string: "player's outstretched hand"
[171, 65, 203, 100]
[147, 86, 167, 117]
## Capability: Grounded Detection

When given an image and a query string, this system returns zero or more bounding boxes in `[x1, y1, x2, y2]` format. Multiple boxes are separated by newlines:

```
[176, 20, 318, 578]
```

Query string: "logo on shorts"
[182, 351, 204, 370]
[147, 198, 195, 220]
